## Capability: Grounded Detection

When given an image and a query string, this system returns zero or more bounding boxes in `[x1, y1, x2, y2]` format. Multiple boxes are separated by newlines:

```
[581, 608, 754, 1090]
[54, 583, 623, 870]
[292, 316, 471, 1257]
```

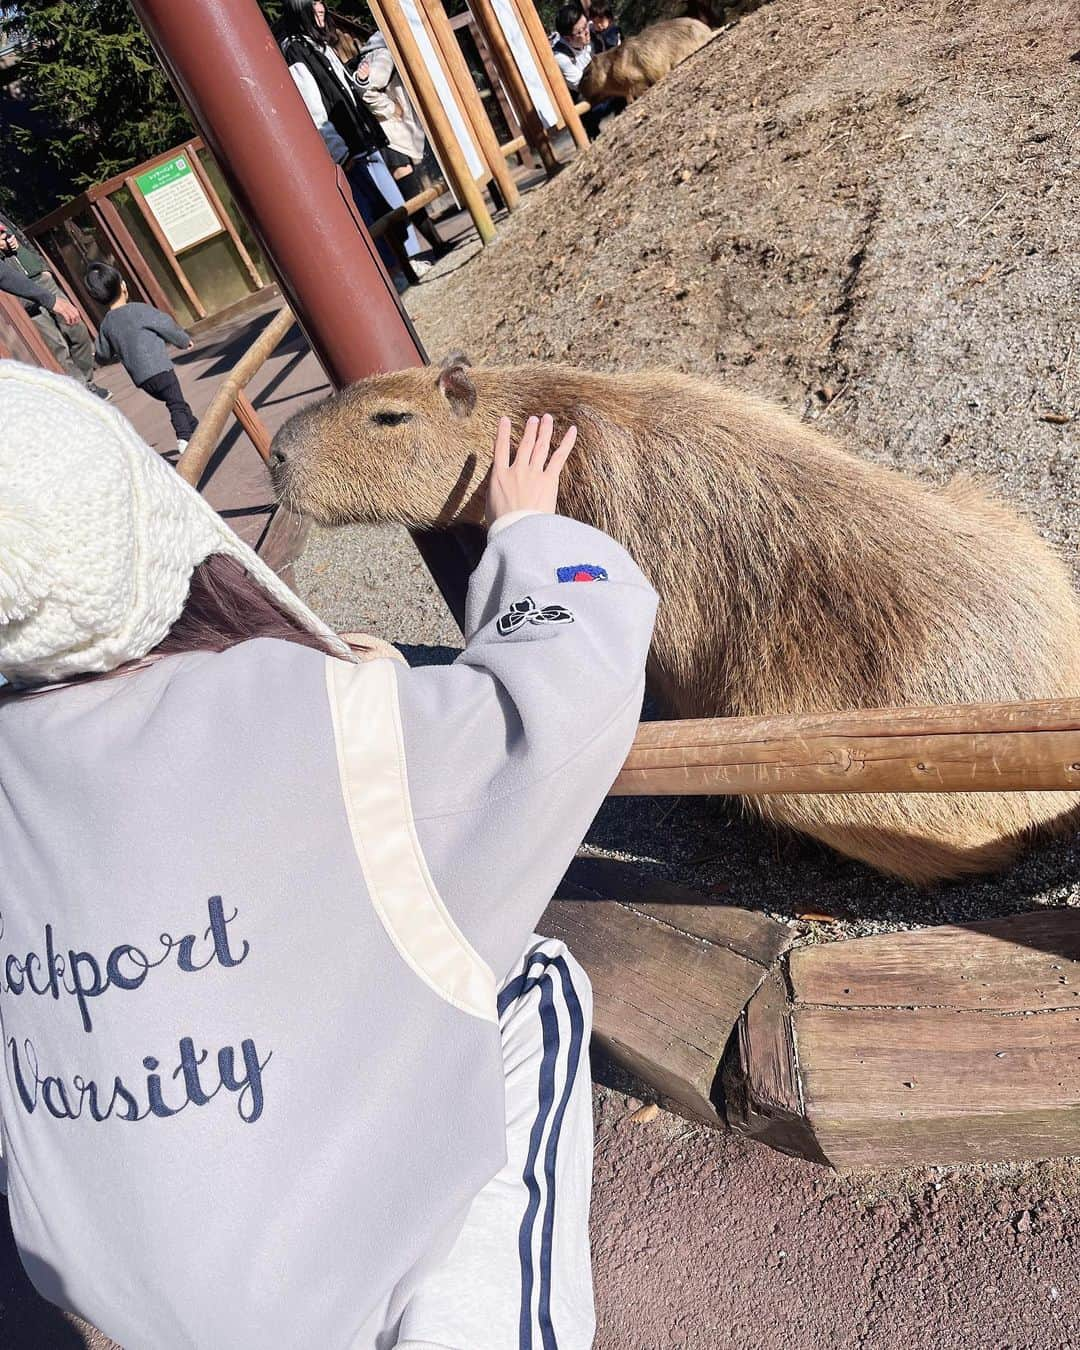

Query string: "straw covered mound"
[414, 0, 1080, 553]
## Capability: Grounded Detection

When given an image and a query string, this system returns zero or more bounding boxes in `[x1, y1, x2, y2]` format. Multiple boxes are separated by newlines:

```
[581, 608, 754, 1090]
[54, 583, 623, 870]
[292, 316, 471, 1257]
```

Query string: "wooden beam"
[231, 389, 272, 463]
[177, 305, 294, 485]
[541, 859, 794, 1124]
[184, 142, 264, 291]
[415, 0, 520, 209]
[727, 908, 1080, 1169]
[0, 292, 65, 372]
[465, 0, 560, 173]
[611, 699, 1080, 797]
[510, 0, 590, 151]
[92, 196, 177, 318]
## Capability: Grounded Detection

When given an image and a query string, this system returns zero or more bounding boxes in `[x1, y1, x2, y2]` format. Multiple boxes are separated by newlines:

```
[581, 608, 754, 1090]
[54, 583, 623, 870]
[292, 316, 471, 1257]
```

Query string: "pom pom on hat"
[0, 497, 51, 625]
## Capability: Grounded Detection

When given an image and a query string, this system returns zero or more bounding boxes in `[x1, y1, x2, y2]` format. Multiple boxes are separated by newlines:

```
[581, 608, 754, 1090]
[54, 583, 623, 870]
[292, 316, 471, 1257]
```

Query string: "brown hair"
[154, 553, 337, 658]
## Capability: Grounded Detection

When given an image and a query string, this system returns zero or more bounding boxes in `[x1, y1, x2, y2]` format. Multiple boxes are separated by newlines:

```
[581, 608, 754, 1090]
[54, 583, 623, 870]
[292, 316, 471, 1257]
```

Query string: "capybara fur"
[271, 359, 1080, 885]
[579, 18, 713, 103]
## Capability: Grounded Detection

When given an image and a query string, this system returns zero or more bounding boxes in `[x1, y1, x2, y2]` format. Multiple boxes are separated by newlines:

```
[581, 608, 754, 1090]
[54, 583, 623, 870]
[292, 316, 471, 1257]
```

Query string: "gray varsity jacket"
[0, 512, 657, 1348]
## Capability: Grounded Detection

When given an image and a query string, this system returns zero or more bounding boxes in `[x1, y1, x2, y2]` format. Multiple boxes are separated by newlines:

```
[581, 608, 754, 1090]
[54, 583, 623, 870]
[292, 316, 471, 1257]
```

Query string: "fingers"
[493, 416, 512, 471]
[515, 415, 539, 466]
[528, 413, 554, 468]
[545, 423, 577, 475]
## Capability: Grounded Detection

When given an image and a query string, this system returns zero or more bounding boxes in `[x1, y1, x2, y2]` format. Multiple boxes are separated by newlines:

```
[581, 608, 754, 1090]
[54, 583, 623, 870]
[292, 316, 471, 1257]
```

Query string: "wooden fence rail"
[612, 697, 1080, 796]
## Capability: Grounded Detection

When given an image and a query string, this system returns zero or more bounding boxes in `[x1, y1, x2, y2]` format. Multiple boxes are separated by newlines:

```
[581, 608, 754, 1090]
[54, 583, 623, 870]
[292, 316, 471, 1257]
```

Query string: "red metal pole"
[130, 0, 478, 626]
[129, 0, 423, 383]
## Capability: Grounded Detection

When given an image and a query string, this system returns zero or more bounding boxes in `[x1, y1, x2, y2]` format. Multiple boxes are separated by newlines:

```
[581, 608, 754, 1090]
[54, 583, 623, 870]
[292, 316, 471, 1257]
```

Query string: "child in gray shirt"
[85, 262, 199, 451]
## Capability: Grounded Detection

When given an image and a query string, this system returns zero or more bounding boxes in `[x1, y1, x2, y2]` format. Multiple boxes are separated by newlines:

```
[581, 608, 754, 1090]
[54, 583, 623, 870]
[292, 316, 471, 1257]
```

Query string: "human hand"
[486, 414, 576, 526]
[53, 297, 81, 325]
[357, 59, 370, 80]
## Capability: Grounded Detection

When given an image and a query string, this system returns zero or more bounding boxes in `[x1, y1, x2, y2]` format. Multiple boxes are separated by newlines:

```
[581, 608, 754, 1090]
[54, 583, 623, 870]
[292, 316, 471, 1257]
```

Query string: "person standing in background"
[276, 0, 427, 290]
[351, 32, 449, 263]
[0, 210, 110, 399]
[84, 261, 198, 453]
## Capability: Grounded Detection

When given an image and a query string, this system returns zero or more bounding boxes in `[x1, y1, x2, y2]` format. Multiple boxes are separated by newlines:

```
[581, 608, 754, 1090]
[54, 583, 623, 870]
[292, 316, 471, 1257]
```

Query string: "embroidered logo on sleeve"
[496, 596, 575, 636]
[556, 564, 609, 584]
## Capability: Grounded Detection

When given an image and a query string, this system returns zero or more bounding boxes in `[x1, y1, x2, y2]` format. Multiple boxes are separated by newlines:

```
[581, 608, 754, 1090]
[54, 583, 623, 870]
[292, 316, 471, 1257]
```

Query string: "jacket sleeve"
[364, 46, 396, 94]
[145, 308, 192, 349]
[0, 258, 54, 310]
[93, 327, 114, 363]
[288, 61, 350, 164]
[393, 513, 656, 982]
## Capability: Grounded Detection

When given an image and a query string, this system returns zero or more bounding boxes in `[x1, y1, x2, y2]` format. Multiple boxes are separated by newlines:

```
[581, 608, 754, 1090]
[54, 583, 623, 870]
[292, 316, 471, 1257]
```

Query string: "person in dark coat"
[276, 0, 412, 289]
[0, 211, 109, 398]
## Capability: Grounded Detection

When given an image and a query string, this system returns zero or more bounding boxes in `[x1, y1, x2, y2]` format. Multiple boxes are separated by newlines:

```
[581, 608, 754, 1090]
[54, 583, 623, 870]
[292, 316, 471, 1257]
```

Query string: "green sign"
[133, 156, 223, 253]
[134, 155, 194, 197]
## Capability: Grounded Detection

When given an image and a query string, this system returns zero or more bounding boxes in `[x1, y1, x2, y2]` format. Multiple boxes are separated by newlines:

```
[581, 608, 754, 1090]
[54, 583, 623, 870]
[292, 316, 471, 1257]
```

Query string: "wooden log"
[611, 699, 1080, 797]
[789, 910, 1080, 1013]
[727, 908, 1080, 1169]
[541, 859, 794, 1123]
[176, 305, 294, 485]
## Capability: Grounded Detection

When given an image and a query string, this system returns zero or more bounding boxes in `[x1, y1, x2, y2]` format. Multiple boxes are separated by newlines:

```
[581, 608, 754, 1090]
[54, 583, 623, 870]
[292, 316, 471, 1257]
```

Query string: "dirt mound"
[414, 0, 1080, 554]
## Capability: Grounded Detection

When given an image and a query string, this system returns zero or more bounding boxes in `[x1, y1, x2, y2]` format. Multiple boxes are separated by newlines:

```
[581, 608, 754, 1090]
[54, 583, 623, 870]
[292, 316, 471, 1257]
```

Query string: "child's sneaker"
[176, 440, 188, 453]
[87, 382, 113, 402]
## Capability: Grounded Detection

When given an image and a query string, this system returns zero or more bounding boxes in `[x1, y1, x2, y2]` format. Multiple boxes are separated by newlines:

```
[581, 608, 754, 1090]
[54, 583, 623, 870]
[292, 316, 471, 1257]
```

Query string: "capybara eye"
[372, 411, 413, 428]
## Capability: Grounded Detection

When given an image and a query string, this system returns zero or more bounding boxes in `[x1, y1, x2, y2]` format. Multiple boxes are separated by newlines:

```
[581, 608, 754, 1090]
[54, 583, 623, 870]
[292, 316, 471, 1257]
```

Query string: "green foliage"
[3, 0, 192, 218]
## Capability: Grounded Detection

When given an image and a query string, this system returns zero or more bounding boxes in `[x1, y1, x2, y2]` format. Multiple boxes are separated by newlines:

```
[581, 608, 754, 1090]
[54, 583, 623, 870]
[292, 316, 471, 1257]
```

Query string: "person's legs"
[30, 273, 95, 383]
[366, 152, 427, 258]
[395, 938, 596, 1350]
[345, 159, 408, 278]
[138, 369, 198, 444]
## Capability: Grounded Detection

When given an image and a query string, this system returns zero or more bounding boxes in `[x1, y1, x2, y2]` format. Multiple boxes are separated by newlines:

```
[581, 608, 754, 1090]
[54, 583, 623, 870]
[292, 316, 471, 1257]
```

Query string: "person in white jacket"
[0, 361, 657, 1348]
[353, 32, 449, 260]
[276, 0, 432, 287]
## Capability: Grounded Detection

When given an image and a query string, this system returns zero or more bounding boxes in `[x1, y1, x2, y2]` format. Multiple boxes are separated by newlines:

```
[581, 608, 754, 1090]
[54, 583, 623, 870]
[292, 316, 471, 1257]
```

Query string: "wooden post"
[177, 305, 295, 485]
[125, 175, 208, 319]
[466, 0, 560, 173]
[456, 12, 538, 168]
[368, 0, 497, 244]
[92, 196, 178, 319]
[511, 0, 590, 150]
[0, 291, 65, 372]
[183, 142, 265, 291]
[611, 697, 1080, 798]
[232, 390, 272, 462]
[414, 0, 520, 209]
[30, 237, 96, 336]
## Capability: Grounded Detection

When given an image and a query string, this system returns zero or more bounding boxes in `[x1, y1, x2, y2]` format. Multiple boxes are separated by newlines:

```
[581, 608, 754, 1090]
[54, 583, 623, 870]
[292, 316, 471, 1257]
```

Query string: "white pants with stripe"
[395, 938, 596, 1350]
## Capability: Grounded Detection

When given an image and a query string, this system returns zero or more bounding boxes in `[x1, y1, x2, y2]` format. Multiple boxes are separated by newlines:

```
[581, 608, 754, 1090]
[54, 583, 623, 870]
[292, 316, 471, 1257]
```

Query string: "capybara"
[579, 18, 713, 103]
[270, 358, 1080, 885]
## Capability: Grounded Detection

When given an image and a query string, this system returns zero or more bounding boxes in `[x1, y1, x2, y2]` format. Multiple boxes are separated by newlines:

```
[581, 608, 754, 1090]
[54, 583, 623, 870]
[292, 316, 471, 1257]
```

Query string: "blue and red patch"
[556, 564, 609, 584]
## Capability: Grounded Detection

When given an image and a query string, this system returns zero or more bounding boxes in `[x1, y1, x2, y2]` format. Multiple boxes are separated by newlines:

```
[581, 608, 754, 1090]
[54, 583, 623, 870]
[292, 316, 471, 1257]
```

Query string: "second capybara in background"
[579, 17, 714, 103]
[269, 357, 1080, 886]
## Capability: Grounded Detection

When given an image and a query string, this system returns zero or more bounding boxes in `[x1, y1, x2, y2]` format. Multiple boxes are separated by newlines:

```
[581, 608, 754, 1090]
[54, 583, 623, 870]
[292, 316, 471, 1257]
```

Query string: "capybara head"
[270, 355, 505, 529]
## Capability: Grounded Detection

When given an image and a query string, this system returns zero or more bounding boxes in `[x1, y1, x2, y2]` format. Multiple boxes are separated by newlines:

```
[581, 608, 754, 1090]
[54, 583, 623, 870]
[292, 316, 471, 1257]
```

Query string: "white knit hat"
[0, 360, 352, 686]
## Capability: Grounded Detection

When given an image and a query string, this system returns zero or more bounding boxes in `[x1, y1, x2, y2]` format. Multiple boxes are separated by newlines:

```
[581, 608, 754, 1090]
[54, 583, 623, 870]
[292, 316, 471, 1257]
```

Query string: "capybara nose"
[268, 448, 286, 472]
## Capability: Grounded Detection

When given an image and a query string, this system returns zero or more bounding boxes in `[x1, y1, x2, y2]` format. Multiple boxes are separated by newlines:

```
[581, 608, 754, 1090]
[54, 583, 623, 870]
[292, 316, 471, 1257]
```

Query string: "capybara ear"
[436, 356, 476, 417]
